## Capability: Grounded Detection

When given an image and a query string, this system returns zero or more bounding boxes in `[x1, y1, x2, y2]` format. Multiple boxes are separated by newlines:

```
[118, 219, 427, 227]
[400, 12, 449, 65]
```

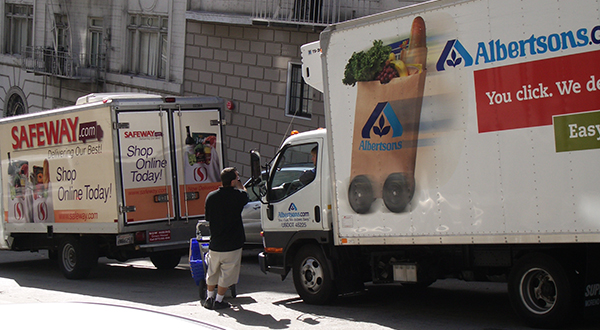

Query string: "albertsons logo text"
[437, 24, 600, 71]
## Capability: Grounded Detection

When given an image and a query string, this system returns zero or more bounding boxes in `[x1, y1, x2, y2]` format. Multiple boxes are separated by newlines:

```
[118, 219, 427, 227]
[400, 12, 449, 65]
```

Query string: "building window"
[128, 14, 168, 79]
[55, 14, 69, 51]
[53, 14, 70, 76]
[88, 17, 104, 68]
[4, 4, 33, 55]
[286, 63, 313, 119]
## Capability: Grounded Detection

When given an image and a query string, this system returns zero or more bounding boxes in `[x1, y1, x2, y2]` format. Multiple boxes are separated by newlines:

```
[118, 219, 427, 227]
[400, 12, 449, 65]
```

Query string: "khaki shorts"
[205, 248, 242, 288]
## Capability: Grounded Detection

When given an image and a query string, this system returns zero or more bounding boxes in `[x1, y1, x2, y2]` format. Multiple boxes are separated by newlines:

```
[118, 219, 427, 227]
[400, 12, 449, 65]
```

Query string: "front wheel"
[293, 244, 336, 305]
[508, 253, 575, 329]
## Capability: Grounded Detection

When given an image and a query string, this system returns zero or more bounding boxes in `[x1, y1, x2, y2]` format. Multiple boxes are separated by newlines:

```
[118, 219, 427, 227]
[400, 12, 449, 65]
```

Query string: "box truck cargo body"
[252, 0, 600, 327]
[0, 94, 225, 279]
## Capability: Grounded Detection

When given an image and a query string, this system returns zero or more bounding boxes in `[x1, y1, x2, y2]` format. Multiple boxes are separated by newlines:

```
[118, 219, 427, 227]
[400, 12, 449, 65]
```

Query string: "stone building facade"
[182, 18, 325, 174]
[0, 0, 425, 178]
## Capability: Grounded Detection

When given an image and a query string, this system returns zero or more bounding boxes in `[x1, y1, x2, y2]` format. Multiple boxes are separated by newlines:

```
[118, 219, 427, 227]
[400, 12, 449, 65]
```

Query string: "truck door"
[118, 107, 224, 224]
[264, 141, 323, 232]
[118, 111, 174, 224]
[0, 171, 6, 249]
[172, 109, 223, 219]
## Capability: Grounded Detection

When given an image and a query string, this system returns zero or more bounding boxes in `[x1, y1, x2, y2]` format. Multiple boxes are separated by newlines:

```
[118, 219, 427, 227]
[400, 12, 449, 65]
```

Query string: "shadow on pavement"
[0, 248, 268, 307]
[219, 297, 293, 329]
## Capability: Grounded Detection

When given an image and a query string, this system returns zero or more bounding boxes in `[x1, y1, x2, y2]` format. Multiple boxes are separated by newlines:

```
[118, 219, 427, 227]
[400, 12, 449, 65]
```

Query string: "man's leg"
[203, 251, 220, 309]
[215, 285, 228, 305]
[203, 284, 217, 309]
[212, 248, 243, 309]
[207, 284, 217, 298]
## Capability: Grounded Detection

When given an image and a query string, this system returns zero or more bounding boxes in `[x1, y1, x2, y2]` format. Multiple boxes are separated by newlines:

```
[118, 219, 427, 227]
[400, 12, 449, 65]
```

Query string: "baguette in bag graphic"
[346, 17, 427, 213]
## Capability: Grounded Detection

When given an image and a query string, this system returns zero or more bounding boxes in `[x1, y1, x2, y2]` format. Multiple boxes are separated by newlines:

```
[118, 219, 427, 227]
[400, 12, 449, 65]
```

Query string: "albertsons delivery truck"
[1, 94, 225, 279]
[251, 0, 600, 327]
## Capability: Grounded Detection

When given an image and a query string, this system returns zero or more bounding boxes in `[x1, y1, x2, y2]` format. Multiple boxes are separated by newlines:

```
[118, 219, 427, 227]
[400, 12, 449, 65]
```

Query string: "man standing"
[203, 167, 249, 309]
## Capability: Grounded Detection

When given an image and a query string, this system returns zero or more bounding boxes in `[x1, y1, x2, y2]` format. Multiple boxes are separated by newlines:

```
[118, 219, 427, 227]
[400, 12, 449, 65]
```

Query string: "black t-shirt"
[204, 186, 249, 252]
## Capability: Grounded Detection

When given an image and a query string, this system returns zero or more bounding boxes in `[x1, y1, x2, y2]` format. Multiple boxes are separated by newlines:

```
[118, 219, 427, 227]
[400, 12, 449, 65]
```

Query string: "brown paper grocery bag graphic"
[348, 17, 427, 214]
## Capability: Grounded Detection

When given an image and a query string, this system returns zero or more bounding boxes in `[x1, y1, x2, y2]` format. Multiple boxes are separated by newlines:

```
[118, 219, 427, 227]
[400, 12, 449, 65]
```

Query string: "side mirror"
[250, 149, 261, 184]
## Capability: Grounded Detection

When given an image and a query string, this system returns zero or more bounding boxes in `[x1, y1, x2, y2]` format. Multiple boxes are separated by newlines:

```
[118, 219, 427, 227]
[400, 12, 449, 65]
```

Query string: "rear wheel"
[508, 253, 575, 329]
[150, 252, 182, 270]
[58, 236, 97, 279]
[293, 244, 336, 304]
[199, 280, 207, 301]
[401, 279, 436, 290]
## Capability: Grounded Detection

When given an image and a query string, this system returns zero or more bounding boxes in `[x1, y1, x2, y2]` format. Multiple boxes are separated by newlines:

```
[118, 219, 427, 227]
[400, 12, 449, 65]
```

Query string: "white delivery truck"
[1, 94, 225, 279]
[251, 0, 600, 327]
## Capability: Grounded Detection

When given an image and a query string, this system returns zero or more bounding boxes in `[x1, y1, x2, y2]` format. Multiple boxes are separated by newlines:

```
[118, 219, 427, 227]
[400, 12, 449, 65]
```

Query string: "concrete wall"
[183, 20, 325, 176]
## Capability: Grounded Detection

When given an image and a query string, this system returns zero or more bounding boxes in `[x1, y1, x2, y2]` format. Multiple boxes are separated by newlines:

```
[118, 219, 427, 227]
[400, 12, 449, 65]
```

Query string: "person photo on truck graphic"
[203, 167, 249, 310]
[6, 154, 33, 223]
[32, 159, 54, 223]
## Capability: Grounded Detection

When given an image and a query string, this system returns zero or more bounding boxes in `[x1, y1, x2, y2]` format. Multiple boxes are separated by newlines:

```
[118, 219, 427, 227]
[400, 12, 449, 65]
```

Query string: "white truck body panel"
[0, 95, 224, 251]
[302, 0, 600, 246]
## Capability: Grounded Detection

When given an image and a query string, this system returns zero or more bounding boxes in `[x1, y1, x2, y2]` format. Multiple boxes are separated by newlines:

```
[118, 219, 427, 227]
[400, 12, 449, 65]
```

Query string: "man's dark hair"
[221, 167, 237, 187]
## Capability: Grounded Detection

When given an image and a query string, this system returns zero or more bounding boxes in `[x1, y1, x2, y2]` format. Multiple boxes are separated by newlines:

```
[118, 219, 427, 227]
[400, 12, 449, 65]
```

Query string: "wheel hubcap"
[520, 268, 557, 314]
[62, 243, 76, 272]
[300, 257, 324, 293]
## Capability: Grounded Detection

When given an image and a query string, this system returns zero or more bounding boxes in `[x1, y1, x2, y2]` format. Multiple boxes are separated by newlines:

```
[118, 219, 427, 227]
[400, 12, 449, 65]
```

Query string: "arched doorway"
[4, 87, 27, 117]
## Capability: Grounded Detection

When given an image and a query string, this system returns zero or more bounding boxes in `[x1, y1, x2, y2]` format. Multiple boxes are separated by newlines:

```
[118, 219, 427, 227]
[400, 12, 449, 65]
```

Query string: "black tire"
[401, 279, 436, 290]
[382, 172, 414, 213]
[508, 253, 575, 329]
[230, 284, 237, 298]
[293, 244, 336, 305]
[199, 280, 207, 301]
[150, 252, 182, 270]
[348, 175, 374, 214]
[58, 236, 97, 279]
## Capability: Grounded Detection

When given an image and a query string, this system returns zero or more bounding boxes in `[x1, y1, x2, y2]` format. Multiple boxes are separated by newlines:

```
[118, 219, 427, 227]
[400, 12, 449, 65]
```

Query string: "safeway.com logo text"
[11, 117, 104, 150]
[123, 130, 163, 139]
[436, 24, 600, 71]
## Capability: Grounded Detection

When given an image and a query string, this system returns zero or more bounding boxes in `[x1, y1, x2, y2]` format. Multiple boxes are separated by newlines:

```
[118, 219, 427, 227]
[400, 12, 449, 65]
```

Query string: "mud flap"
[584, 245, 600, 319]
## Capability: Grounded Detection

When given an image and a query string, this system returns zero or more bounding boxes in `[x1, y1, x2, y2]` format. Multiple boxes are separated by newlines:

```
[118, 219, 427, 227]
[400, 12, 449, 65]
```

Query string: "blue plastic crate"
[190, 238, 201, 261]
[190, 259, 204, 285]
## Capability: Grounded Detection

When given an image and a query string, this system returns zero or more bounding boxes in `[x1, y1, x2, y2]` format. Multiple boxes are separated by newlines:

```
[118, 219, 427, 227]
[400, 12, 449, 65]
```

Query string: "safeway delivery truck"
[251, 0, 600, 327]
[0, 94, 225, 279]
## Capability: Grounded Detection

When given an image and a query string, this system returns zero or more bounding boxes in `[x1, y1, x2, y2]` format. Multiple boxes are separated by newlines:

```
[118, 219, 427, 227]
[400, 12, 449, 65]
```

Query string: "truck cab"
[256, 129, 332, 276]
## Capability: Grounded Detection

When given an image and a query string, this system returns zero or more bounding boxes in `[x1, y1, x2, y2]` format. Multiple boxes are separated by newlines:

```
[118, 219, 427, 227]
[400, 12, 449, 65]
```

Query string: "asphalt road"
[0, 248, 598, 330]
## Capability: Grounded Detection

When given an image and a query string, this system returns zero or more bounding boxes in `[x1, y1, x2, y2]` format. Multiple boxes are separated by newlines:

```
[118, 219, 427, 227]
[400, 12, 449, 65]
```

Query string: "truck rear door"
[172, 109, 223, 220]
[117, 104, 223, 224]
[118, 110, 174, 224]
